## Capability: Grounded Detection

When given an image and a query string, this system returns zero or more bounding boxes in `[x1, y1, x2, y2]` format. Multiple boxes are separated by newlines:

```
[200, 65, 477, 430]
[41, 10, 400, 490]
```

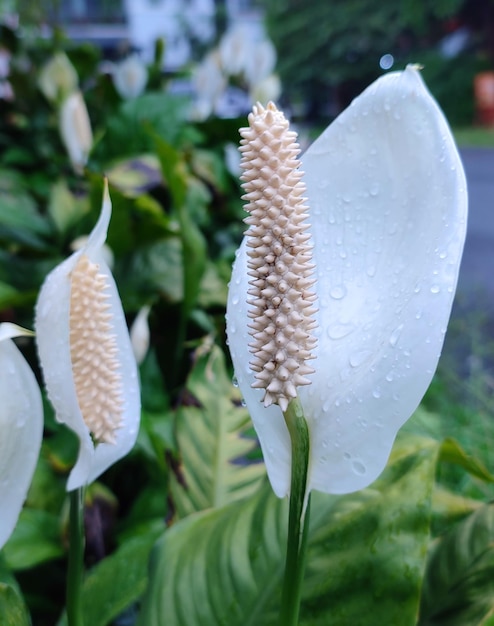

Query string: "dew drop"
[352, 460, 366, 475]
[349, 349, 372, 368]
[232, 376, 239, 388]
[430, 285, 440, 294]
[343, 451, 351, 460]
[369, 182, 380, 197]
[389, 323, 404, 347]
[330, 285, 347, 300]
[372, 389, 381, 399]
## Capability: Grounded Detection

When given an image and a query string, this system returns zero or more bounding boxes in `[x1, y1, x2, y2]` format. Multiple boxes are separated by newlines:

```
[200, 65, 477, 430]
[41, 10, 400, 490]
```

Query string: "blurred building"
[54, 0, 263, 68]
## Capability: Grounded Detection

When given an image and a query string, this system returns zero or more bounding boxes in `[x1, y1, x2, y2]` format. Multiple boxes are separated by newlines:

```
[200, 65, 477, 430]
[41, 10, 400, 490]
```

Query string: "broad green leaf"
[0, 281, 32, 310]
[0, 169, 52, 248]
[116, 237, 184, 309]
[3, 509, 63, 570]
[154, 136, 207, 319]
[170, 343, 265, 518]
[439, 437, 494, 483]
[57, 528, 163, 626]
[419, 502, 494, 625]
[431, 486, 482, 532]
[141, 436, 439, 626]
[0, 584, 30, 626]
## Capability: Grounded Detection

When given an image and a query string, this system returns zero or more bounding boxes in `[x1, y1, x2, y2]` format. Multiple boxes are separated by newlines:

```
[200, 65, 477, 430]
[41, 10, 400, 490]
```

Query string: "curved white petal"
[35, 182, 140, 491]
[0, 325, 43, 548]
[227, 66, 467, 497]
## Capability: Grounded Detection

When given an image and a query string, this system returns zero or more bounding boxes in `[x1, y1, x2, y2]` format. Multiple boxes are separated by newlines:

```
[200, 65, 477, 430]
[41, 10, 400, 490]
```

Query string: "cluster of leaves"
[1, 17, 494, 626]
[264, 0, 493, 123]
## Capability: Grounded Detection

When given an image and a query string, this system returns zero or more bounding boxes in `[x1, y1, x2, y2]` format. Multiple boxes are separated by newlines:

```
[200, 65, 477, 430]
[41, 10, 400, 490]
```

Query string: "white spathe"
[113, 54, 148, 100]
[226, 66, 468, 497]
[0, 323, 43, 549]
[59, 91, 93, 175]
[35, 181, 141, 491]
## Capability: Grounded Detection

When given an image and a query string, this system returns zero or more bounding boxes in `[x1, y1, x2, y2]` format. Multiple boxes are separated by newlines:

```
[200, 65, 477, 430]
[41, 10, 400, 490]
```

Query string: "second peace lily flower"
[226, 66, 468, 498]
[35, 181, 140, 491]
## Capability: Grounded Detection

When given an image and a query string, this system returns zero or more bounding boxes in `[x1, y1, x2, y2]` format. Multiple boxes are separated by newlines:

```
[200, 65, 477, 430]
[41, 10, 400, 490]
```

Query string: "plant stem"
[67, 487, 85, 626]
[279, 397, 311, 626]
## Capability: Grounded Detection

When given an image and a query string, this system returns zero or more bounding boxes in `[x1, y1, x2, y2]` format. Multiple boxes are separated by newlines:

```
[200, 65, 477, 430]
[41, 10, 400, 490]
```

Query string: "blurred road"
[457, 148, 494, 311]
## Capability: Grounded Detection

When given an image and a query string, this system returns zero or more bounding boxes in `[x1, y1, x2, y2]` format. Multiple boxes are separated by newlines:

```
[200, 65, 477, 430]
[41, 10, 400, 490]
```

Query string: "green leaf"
[0, 169, 52, 248]
[57, 528, 163, 626]
[170, 343, 265, 518]
[3, 509, 64, 571]
[141, 436, 439, 625]
[439, 438, 494, 483]
[0, 583, 31, 626]
[419, 502, 494, 625]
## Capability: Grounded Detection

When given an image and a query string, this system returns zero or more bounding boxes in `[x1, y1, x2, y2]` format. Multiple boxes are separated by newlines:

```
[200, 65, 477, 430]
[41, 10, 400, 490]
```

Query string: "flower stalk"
[280, 398, 311, 626]
[67, 487, 85, 626]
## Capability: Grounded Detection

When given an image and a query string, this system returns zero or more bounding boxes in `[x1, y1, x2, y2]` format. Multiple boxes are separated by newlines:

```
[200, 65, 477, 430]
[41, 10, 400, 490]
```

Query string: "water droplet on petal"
[430, 285, 440, 294]
[330, 285, 347, 300]
[352, 460, 366, 475]
[389, 323, 404, 347]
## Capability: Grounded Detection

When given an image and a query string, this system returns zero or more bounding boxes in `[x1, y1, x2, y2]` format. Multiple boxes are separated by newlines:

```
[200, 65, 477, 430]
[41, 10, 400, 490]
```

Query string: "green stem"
[279, 397, 311, 626]
[67, 487, 85, 626]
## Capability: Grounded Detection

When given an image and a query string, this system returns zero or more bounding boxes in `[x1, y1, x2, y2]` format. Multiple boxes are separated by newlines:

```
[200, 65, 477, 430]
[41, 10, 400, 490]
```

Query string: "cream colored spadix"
[239, 103, 317, 411]
[0, 323, 43, 549]
[35, 180, 140, 491]
[226, 66, 467, 498]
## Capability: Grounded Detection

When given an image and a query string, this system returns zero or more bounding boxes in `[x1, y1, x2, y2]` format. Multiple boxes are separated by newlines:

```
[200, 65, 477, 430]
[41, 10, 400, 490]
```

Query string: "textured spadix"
[226, 66, 467, 498]
[0, 323, 43, 549]
[240, 102, 317, 411]
[35, 181, 140, 491]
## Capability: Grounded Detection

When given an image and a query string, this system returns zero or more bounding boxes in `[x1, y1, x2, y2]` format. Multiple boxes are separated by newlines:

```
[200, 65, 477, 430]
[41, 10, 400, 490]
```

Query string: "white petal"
[35, 182, 140, 491]
[227, 66, 467, 497]
[130, 305, 151, 365]
[0, 327, 43, 548]
[59, 91, 93, 174]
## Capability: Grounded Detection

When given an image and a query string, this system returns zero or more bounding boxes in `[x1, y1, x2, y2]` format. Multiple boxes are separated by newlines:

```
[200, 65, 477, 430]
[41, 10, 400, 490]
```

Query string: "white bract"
[226, 66, 467, 497]
[59, 90, 93, 175]
[0, 323, 43, 549]
[35, 181, 140, 491]
[130, 305, 151, 365]
[113, 54, 148, 100]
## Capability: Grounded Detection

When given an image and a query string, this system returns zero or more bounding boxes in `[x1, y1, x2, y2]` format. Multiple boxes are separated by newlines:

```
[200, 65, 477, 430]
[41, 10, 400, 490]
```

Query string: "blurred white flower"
[59, 91, 93, 174]
[38, 51, 78, 104]
[0, 323, 43, 549]
[244, 38, 277, 87]
[130, 305, 151, 365]
[219, 26, 253, 77]
[192, 51, 226, 120]
[113, 54, 148, 100]
[249, 74, 282, 106]
[35, 181, 141, 491]
[224, 142, 242, 177]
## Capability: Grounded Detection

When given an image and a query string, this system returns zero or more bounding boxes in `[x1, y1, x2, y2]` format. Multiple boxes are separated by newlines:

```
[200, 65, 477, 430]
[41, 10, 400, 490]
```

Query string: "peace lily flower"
[0, 323, 43, 549]
[38, 51, 78, 104]
[113, 54, 148, 100]
[226, 66, 467, 498]
[59, 90, 93, 175]
[35, 181, 140, 491]
[130, 305, 151, 365]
